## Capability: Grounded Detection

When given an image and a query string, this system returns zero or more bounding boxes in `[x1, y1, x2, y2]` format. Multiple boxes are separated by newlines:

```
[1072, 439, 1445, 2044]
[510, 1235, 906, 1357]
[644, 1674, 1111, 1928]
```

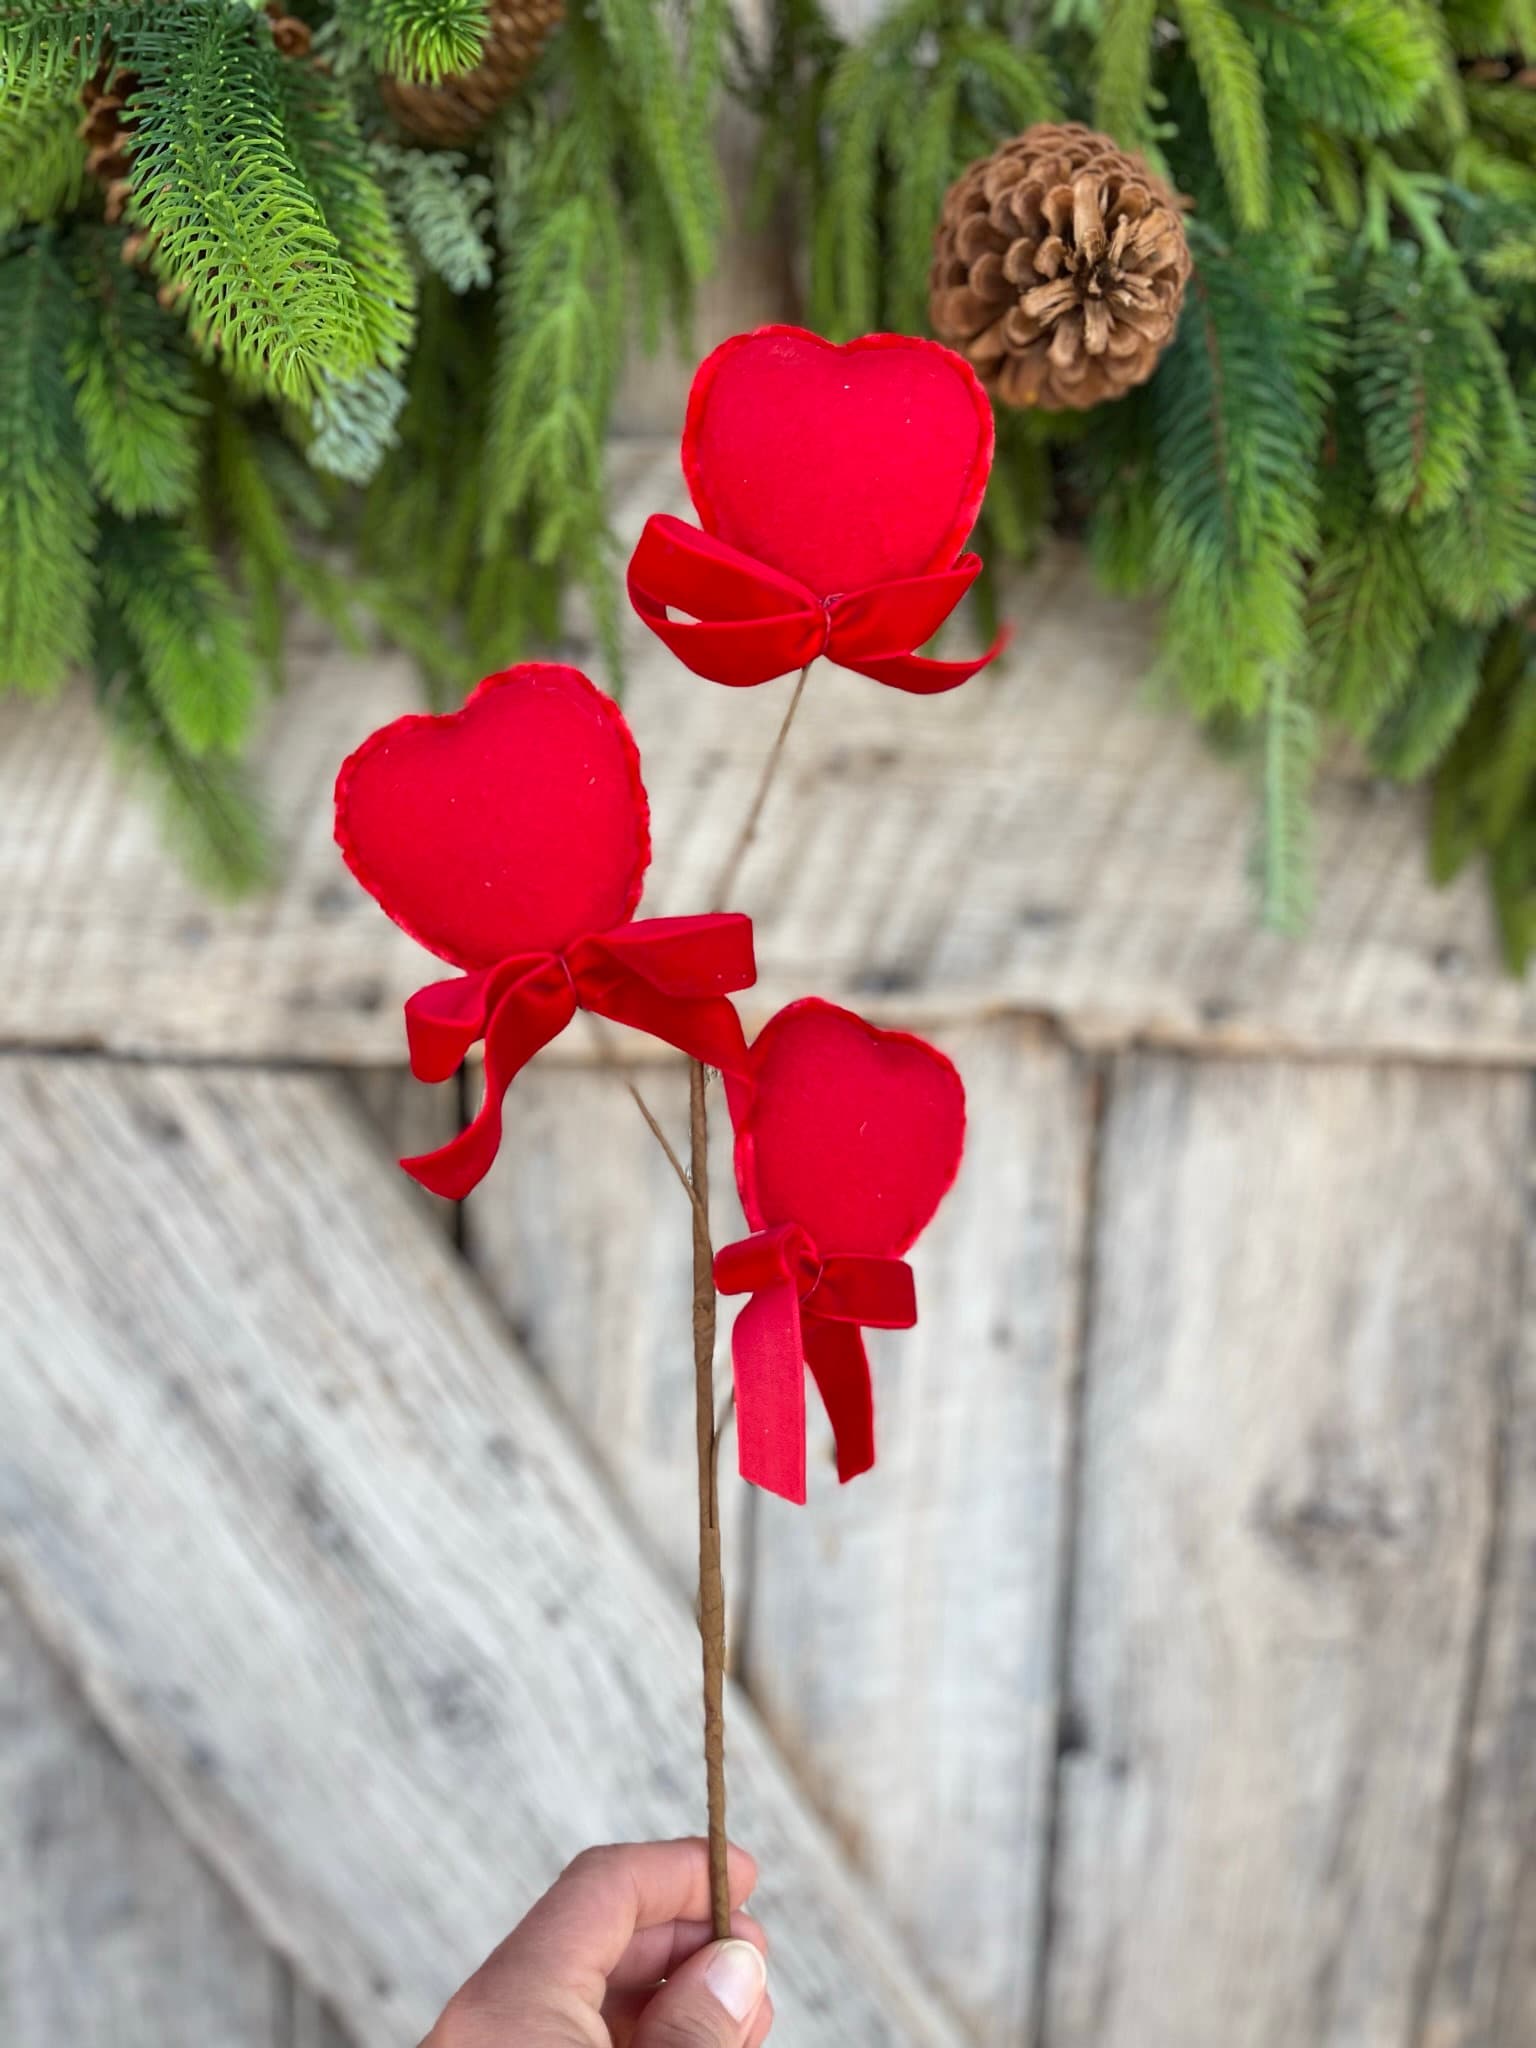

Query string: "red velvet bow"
[401, 914, 755, 1201]
[627, 514, 1004, 693]
[713, 1223, 918, 1505]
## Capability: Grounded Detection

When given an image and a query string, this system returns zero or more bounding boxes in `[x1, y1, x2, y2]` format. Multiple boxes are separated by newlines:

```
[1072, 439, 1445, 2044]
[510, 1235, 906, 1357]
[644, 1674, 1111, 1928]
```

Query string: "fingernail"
[703, 1938, 767, 2022]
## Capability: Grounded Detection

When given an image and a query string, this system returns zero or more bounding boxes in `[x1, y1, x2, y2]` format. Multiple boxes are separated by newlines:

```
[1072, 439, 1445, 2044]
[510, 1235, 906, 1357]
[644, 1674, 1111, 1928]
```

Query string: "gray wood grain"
[1043, 1056, 1530, 2048]
[463, 1050, 751, 1621]
[0, 1057, 965, 2048]
[338, 1064, 463, 1235]
[0, 1582, 288, 2047]
[1416, 1078, 1536, 2047]
[0, 447, 1529, 1068]
[743, 1022, 1093, 2045]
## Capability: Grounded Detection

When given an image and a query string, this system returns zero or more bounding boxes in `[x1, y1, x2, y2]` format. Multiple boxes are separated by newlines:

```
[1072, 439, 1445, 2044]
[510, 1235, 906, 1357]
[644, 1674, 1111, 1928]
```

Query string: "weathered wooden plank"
[463, 1051, 752, 1620]
[0, 1057, 966, 2048]
[0, 1582, 288, 2047]
[2, 450, 1533, 1066]
[743, 1021, 1093, 2044]
[338, 1064, 463, 1232]
[1416, 1081, 1536, 2048]
[1044, 1056, 1529, 2048]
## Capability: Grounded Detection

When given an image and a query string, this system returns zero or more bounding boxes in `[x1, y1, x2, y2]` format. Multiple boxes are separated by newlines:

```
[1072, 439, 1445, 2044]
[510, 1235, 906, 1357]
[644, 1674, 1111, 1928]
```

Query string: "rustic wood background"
[5, 149, 1536, 2035]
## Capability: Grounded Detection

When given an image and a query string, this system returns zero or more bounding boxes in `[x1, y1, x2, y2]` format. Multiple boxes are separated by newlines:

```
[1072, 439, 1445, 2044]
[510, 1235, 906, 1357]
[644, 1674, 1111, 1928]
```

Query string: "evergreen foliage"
[785, 0, 1536, 959]
[0, 0, 722, 877]
[5, 0, 1536, 962]
[0, 231, 96, 693]
[333, 0, 492, 82]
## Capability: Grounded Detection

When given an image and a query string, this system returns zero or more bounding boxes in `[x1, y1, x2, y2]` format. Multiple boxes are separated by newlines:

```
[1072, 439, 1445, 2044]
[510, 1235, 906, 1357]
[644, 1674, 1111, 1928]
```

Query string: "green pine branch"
[96, 513, 257, 753]
[125, 5, 388, 402]
[270, 48, 416, 373]
[0, 230, 95, 692]
[0, 89, 85, 227]
[1354, 245, 1485, 520]
[0, 3, 162, 107]
[1095, 0, 1159, 143]
[92, 588, 270, 895]
[1255, 667, 1317, 934]
[330, 0, 490, 82]
[1307, 517, 1431, 731]
[372, 139, 494, 295]
[1173, 0, 1270, 230]
[67, 229, 206, 517]
[1153, 223, 1334, 713]
[1370, 617, 1489, 778]
[307, 366, 408, 484]
[1230, 0, 1441, 138]
[1412, 351, 1536, 625]
[592, 0, 724, 286]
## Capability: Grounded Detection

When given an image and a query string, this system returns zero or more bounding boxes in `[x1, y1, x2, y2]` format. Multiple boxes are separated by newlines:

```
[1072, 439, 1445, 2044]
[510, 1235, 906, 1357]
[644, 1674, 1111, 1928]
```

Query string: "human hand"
[423, 1839, 772, 2048]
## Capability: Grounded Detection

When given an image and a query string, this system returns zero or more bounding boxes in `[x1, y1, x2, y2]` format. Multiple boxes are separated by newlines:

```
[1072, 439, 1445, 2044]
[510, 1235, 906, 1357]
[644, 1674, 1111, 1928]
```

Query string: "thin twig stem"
[586, 1015, 700, 1214]
[688, 1058, 731, 1939]
[711, 661, 813, 911]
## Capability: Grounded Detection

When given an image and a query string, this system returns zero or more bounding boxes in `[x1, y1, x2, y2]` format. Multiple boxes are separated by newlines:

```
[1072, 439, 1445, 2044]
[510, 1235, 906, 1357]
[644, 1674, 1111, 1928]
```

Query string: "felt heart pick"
[683, 326, 994, 597]
[732, 998, 967, 1255]
[335, 662, 649, 971]
[628, 326, 1005, 692]
[333, 663, 755, 1199]
[716, 999, 966, 1502]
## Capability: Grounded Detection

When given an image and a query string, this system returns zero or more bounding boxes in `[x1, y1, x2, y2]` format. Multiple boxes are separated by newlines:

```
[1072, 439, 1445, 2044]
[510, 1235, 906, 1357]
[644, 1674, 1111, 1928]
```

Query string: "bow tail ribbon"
[401, 958, 578, 1200]
[714, 1226, 916, 1504]
[395, 914, 756, 1202]
[628, 515, 1005, 694]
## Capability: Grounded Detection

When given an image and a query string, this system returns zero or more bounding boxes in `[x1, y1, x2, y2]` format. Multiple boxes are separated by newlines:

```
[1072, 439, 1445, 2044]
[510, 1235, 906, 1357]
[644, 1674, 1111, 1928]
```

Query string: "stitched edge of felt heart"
[730, 996, 967, 1256]
[681, 325, 995, 589]
[333, 662, 651, 972]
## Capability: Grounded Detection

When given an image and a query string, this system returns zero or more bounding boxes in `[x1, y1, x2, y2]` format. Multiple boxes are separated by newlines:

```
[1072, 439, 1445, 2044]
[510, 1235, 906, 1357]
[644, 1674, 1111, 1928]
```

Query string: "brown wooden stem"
[689, 1056, 731, 1939]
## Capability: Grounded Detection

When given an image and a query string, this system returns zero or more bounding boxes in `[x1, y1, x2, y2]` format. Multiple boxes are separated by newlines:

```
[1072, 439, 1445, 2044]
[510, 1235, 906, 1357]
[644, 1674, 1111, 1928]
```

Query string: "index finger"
[463, 1841, 759, 2008]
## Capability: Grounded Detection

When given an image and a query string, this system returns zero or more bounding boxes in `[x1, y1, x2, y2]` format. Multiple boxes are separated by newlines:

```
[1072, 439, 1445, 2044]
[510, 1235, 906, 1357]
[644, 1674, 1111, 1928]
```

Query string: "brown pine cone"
[267, 6, 313, 58]
[380, 0, 564, 144]
[78, 59, 140, 223]
[930, 122, 1192, 412]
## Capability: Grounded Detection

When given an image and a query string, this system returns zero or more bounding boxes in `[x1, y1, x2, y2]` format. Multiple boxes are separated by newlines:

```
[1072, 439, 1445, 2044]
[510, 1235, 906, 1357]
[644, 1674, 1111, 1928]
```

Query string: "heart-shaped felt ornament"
[716, 999, 966, 1502]
[683, 326, 995, 598]
[335, 662, 648, 970]
[732, 998, 967, 1254]
[627, 326, 1003, 692]
[333, 662, 755, 1200]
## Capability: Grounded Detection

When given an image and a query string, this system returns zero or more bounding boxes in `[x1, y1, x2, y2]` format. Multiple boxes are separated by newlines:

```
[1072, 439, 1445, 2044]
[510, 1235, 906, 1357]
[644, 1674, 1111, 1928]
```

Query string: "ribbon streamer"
[713, 1222, 917, 1504]
[628, 514, 1006, 695]
[401, 913, 756, 1200]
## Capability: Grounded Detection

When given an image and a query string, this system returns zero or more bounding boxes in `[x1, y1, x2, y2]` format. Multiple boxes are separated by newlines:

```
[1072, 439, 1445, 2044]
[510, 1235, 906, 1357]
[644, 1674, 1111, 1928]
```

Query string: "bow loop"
[628, 515, 1004, 694]
[398, 913, 756, 1202]
[810, 1253, 917, 1330]
[713, 1224, 916, 1504]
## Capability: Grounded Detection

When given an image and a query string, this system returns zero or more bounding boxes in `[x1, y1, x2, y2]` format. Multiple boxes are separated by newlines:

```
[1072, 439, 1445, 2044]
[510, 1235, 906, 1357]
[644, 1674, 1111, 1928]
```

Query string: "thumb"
[633, 1937, 769, 2048]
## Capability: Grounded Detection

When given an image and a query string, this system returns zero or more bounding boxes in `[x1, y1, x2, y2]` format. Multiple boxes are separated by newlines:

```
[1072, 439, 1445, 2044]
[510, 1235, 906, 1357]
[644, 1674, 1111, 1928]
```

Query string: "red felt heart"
[682, 326, 994, 599]
[733, 999, 966, 1257]
[334, 663, 649, 970]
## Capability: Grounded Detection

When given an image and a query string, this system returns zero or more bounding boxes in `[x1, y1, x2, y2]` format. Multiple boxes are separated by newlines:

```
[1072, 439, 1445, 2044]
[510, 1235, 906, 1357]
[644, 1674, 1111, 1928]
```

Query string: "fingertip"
[729, 1909, 768, 1958]
[746, 1991, 775, 2046]
[726, 1840, 758, 1905]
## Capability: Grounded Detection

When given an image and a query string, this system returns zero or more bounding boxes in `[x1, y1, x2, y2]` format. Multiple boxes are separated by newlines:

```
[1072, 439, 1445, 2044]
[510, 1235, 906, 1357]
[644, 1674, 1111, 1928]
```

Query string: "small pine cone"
[380, 0, 564, 144]
[266, 4, 313, 58]
[930, 122, 1192, 412]
[79, 60, 141, 208]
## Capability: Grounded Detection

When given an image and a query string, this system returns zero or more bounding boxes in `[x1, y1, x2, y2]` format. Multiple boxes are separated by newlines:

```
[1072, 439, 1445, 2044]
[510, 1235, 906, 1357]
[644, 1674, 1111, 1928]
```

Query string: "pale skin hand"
[423, 1840, 773, 2048]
